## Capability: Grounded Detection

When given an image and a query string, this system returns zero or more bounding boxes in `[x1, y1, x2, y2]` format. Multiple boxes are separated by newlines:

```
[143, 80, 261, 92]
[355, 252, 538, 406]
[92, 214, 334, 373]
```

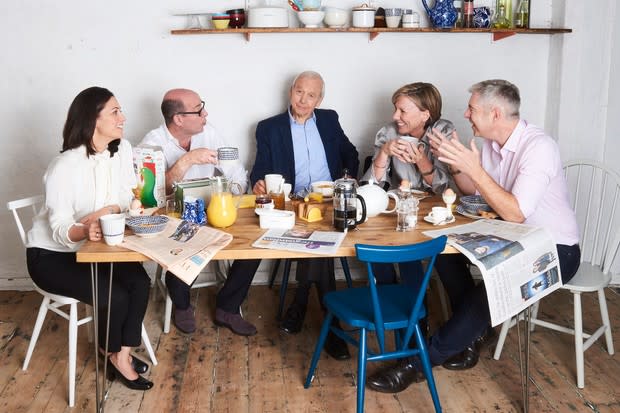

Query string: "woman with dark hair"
[26, 87, 153, 391]
[361, 82, 456, 193]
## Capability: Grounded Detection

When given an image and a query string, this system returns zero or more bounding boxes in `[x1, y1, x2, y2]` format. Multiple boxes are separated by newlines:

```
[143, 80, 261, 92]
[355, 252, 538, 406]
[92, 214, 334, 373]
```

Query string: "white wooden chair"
[8, 195, 158, 406]
[493, 160, 619, 388]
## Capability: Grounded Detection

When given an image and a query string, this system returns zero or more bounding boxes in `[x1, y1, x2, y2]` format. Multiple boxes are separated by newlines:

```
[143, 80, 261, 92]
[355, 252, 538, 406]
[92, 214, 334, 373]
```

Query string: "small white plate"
[423, 214, 455, 225]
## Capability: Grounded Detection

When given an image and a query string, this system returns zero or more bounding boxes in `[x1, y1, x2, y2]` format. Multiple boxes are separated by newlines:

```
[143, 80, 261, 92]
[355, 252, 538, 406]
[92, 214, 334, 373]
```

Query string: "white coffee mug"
[265, 174, 284, 194]
[99, 213, 126, 246]
[430, 206, 449, 224]
[399, 135, 427, 152]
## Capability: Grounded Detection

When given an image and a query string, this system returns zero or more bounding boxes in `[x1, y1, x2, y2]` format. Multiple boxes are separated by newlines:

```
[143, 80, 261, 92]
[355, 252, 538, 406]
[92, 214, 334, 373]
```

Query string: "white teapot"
[357, 182, 399, 220]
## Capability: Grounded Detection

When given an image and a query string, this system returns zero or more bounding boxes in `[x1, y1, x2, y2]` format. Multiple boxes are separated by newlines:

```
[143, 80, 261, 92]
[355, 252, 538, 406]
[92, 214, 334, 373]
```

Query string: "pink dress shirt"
[480, 120, 579, 246]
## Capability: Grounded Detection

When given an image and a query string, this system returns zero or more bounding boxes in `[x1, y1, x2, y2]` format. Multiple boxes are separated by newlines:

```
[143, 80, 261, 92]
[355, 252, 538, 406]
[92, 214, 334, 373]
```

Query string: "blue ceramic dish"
[459, 195, 493, 214]
[127, 215, 169, 237]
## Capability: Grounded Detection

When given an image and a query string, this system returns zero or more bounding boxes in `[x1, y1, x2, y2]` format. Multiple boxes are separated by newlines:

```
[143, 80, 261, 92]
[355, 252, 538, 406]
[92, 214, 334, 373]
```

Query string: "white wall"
[1, 1, 617, 287]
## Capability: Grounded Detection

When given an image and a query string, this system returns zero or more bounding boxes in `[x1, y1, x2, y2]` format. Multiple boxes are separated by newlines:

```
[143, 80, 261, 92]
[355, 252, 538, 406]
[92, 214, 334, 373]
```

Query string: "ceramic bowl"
[126, 215, 169, 237]
[302, 0, 321, 11]
[324, 8, 348, 27]
[212, 18, 230, 29]
[460, 195, 493, 214]
[297, 10, 325, 28]
[311, 180, 334, 197]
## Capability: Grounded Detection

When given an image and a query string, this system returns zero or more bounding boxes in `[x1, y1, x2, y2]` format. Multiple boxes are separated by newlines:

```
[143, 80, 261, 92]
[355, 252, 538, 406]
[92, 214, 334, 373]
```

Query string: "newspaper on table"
[121, 218, 232, 286]
[252, 228, 346, 256]
[423, 219, 562, 326]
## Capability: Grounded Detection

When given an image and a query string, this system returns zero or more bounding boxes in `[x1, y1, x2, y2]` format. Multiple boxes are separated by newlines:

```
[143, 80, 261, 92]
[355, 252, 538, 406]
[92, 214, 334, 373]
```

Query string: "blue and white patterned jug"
[421, 0, 458, 28]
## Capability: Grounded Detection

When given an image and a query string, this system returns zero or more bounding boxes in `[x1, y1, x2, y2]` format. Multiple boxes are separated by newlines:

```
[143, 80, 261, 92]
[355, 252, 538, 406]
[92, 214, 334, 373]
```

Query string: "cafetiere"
[333, 171, 367, 232]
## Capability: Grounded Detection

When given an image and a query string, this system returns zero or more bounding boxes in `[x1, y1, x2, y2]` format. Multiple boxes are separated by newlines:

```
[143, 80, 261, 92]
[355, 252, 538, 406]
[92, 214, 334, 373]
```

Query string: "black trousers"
[26, 247, 150, 352]
[427, 244, 581, 365]
[166, 259, 260, 313]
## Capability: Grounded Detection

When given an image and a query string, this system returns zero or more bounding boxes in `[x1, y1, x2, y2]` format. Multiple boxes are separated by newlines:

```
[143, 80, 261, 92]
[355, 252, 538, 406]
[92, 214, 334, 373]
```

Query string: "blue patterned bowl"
[127, 215, 169, 237]
[459, 195, 492, 215]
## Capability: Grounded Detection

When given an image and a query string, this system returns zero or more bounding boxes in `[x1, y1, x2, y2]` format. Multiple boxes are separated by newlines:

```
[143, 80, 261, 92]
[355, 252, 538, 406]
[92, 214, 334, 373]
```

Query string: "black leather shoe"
[367, 359, 426, 393]
[131, 356, 148, 374]
[442, 345, 479, 370]
[108, 361, 154, 391]
[279, 305, 306, 334]
[475, 326, 498, 350]
[324, 332, 351, 360]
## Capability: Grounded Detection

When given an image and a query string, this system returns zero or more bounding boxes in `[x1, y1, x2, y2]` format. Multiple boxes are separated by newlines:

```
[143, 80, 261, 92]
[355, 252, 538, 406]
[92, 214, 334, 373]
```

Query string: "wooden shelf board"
[171, 27, 572, 42]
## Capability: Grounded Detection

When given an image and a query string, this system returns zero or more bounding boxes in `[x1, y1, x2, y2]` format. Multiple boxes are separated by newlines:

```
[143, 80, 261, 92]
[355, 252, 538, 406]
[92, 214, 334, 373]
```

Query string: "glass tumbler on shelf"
[514, 0, 529, 28]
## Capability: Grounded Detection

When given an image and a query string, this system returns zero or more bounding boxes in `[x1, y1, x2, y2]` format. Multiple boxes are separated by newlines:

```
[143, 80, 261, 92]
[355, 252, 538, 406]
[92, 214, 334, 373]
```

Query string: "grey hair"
[290, 71, 325, 98]
[469, 79, 520, 118]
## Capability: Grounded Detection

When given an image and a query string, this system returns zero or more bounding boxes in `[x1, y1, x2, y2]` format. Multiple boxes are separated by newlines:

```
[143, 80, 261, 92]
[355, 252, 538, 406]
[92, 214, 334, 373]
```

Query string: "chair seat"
[33, 285, 80, 305]
[562, 262, 612, 292]
[324, 284, 426, 331]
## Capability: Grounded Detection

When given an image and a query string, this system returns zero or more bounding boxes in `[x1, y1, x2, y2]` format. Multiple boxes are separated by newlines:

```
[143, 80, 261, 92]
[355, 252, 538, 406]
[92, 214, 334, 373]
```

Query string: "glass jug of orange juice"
[206, 177, 243, 228]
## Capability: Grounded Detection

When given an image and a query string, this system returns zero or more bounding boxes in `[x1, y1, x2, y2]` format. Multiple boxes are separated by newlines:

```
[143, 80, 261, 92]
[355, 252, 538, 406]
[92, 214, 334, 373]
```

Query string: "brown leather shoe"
[367, 358, 426, 393]
[214, 308, 257, 336]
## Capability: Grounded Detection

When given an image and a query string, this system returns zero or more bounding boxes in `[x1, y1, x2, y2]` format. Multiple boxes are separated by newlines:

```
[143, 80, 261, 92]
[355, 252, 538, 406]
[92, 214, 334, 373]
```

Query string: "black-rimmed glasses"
[176, 100, 205, 116]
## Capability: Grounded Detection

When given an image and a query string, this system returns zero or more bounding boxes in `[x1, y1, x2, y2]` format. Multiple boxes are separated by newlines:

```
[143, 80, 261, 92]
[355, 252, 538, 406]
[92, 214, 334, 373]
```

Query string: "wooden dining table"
[77, 196, 466, 264]
[76, 196, 468, 412]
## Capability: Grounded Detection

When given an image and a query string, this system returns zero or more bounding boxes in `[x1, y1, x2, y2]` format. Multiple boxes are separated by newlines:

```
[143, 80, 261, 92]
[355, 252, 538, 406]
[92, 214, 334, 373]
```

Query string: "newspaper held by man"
[122, 218, 232, 286]
[424, 219, 562, 326]
[252, 227, 346, 256]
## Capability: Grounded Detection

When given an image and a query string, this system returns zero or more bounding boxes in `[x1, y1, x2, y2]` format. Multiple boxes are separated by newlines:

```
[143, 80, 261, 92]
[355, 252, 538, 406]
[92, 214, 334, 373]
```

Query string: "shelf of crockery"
[170, 27, 572, 42]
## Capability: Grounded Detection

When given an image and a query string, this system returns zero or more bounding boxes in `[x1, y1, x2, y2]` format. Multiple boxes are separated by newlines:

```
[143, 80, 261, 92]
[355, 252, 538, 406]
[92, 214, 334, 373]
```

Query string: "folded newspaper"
[122, 218, 232, 286]
[252, 228, 346, 255]
[424, 219, 561, 326]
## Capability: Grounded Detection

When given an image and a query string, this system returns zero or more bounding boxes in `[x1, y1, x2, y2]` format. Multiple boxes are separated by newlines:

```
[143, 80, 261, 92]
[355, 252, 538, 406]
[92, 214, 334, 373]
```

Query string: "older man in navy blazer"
[250, 70, 359, 360]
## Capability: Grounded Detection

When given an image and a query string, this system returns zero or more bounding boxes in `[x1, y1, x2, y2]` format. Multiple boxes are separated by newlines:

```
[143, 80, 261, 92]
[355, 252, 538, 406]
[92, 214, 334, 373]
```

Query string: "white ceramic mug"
[430, 206, 449, 224]
[265, 174, 284, 194]
[386, 15, 401, 28]
[99, 213, 126, 246]
[402, 12, 420, 28]
[399, 135, 427, 152]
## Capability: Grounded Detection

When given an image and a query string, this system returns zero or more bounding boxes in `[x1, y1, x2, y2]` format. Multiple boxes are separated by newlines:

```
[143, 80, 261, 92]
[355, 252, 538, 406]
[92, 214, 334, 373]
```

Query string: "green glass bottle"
[515, 0, 529, 28]
[493, 3, 511, 28]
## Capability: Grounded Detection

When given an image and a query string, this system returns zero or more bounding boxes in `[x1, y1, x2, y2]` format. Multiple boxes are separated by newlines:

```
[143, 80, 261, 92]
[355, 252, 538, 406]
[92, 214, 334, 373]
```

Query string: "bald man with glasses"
[140, 88, 256, 336]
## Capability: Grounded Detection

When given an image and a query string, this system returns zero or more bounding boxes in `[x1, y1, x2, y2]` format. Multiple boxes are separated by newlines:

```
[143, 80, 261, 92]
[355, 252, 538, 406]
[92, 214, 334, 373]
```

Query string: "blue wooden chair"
[304, 236, 446, 413]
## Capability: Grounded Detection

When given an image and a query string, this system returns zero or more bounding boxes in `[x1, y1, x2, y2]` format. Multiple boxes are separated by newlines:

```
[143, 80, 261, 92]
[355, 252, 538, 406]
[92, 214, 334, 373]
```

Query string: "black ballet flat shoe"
[131, 356, 149, 374]
[107, 361, 154, 391]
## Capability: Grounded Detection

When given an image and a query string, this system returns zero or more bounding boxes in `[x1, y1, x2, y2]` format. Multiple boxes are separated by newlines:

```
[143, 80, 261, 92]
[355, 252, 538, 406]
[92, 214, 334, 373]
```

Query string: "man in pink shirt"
[367, 79, 581, 393]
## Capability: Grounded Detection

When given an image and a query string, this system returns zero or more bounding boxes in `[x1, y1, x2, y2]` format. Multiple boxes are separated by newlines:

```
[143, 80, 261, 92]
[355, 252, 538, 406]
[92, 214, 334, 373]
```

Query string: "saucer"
[423, 214, 455, 225]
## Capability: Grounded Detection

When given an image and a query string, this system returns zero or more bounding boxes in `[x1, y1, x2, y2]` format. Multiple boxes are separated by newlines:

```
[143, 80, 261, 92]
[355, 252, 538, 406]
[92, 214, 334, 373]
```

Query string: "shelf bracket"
[492, 31, 516, 41]
[369, 32, 380, 41]
[244, 32, 251, 42]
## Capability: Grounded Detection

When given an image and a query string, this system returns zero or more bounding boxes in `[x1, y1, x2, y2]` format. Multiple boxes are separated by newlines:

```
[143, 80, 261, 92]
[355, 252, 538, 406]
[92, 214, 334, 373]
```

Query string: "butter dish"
[255, 209, 296, 229]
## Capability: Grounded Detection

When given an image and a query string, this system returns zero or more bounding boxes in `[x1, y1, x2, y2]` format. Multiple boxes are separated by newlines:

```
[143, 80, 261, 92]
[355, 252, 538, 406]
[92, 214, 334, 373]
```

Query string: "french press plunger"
[333, 170, 367, 232]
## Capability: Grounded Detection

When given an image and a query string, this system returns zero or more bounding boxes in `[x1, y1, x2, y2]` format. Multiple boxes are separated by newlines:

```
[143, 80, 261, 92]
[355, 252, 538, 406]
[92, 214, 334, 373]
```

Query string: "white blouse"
[27, 139, 136, 252]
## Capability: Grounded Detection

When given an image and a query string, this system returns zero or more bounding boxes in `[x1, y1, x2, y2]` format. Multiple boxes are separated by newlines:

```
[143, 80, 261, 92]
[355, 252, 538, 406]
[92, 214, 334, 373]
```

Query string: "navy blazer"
[250, 109, 359, 190]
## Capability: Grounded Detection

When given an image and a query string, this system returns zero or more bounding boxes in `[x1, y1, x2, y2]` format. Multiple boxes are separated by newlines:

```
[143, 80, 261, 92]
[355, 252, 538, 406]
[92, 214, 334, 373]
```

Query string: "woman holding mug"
[361, 82, 455, 194]
[26, 87, 153, 390]
[360, 83, 456, 285]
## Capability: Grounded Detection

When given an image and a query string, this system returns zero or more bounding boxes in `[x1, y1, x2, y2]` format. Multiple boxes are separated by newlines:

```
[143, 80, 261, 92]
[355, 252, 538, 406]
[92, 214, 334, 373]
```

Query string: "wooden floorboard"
[0, 284, 619, 412]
